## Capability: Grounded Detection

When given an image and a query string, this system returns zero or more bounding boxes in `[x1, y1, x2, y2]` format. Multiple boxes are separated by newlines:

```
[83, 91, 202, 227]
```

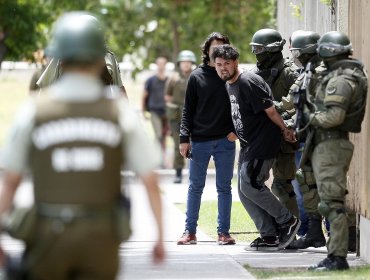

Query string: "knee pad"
[318, 201, 346, 222]
[318, 201, 331, 218]
[295, 168, 316, 186]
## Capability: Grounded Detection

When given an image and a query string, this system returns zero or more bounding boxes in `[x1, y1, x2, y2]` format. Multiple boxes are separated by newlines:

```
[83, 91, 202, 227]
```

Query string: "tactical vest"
[171, 72, 190, 106]
[166, 72, 189, 121]
[286, 63, 326, 111]
[254, 58, 298, 102]
[315, 59, 368, 133]
[30, 95, 123, 205]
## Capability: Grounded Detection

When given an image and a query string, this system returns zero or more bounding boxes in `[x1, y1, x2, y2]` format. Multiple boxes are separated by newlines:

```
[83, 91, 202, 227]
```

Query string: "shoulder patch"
[326, 87, 336, 95]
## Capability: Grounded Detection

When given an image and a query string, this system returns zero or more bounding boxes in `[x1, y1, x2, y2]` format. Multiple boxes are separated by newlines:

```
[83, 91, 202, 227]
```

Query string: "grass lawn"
[0, 74, 148, 147]
[247, 265, 370, 279]
[0, 73, 30, 146]
[176, 199, 259, 243]
[176, 199, 370, 279]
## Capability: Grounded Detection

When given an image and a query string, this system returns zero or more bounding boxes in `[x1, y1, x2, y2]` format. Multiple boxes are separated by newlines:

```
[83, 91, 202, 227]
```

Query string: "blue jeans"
[293, 143, 308, 236]
[185, 137, 235, 234]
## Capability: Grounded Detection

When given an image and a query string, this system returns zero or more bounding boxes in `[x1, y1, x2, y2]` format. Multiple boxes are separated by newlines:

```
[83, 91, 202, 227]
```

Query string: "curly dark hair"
[201, 32, 230, 65]
[211, 44, 239, 62]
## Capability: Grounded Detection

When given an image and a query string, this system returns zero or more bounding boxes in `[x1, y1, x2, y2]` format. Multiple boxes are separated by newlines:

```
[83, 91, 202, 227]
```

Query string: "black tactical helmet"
[46, 12, 106, 62]
[250, 28, 286, 54]
[290, 31, 320, 58]
[317, 31, 353, 58]
[177, 50, 196, 64]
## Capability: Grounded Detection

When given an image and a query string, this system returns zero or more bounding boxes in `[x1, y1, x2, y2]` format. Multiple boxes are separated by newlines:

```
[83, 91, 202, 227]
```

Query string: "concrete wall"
[347, 0, 370, 220]
[277, 0, 336, 57]
[277, 0, 370, 262]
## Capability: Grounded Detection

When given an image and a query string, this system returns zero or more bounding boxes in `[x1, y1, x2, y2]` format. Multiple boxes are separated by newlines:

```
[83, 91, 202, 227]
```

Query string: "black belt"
[314, 130, 349, 145]
[38, 203, 113, 222]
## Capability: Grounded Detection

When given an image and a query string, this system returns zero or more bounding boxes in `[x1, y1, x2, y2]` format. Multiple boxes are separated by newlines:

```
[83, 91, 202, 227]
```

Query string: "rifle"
[293, 62, 316, 168]
[293, 62, 313, 134]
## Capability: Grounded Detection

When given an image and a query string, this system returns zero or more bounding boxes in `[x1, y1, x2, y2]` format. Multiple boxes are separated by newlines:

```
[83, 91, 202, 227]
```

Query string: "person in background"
[142, 57, 169, 165]
[29, 50, 49, 94]
[165, 50, 197, 183]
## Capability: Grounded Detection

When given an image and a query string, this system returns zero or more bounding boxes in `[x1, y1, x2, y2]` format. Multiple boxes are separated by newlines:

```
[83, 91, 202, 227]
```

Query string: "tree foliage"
[0, 0, 276, 69]
[0, 0, 49, 61]
[104, 0, 276, 68]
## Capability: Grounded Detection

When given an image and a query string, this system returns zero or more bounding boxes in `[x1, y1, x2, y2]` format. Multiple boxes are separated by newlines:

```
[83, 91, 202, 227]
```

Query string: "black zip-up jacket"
[180, 64, 234, 143]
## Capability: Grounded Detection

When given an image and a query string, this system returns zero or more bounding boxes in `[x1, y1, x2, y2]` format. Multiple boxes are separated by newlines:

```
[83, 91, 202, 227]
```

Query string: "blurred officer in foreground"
[36, 14, 127, 97]
[0, 12, 164, 279]
[250, 29, 300, 219]
[165, 50, 196, 183]
[307, 31, 367, 271]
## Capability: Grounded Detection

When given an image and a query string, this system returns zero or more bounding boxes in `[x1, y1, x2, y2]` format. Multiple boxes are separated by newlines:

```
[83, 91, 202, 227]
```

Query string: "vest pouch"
[5, 206, 38, 245]
[115, 195, 132, 242]
[166, 104, 181, 121]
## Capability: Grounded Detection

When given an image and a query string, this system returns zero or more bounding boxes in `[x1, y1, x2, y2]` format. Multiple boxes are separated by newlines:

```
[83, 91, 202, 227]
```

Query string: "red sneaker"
[218, 233, 236, 245]
[177, 230, 197, 245]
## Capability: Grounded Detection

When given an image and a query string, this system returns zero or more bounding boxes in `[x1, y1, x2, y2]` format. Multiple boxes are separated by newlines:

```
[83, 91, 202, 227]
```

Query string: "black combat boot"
[348, 226, 357, 252]
[289, 214, 326, 249]
[309, 254, 349, 271]
[174, 168, 182, 184]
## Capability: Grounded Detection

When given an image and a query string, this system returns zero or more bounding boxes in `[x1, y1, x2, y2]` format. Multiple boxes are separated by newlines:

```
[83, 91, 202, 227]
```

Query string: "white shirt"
[2, 73, 160, 176]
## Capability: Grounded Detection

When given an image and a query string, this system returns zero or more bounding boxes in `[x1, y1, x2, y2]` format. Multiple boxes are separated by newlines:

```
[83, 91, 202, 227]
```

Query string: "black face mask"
[297, 54, 311, 67]
[256, 52, 270, 64]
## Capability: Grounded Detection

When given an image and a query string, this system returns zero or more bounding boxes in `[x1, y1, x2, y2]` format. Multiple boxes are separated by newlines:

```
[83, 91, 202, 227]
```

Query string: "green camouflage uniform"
[310, 59, 367, 258]
[165, 71, 190, 170]
[254, 57, 300, 217]
[288, 63, 326, 215]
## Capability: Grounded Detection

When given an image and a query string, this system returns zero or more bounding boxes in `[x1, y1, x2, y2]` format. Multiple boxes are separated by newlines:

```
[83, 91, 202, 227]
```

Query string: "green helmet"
[177, 50, 196, 63]
[317, 31, 353, 58]
[250, 28, 286, 54]
[46, 12, 106, 62]
[290, 31, 320, 58]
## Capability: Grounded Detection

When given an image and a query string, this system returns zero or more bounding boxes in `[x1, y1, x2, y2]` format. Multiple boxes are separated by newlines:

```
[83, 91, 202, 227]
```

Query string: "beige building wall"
[347, 0, 370, 219]
[277, 0, 336, 57]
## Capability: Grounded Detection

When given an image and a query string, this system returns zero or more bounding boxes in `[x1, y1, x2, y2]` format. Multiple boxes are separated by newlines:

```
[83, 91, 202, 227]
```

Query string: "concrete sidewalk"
[120, 170, 367, 279]
[1, 171, 367, 280]
[119, 173, 254, 279]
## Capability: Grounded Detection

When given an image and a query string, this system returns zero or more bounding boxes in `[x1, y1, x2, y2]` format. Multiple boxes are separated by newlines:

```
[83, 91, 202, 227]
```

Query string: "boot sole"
[177, 240, 197, 245]
[244, 246, 279, 251]
[279, 219, 302, 249]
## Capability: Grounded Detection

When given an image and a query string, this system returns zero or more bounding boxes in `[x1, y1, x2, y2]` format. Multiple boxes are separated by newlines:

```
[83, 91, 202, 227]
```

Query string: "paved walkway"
[119, 171, 366, 279]
[1, 170, 367, 279]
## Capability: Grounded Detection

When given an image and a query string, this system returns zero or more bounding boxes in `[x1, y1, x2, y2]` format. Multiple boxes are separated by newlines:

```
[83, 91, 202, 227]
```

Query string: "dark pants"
[26, 218, 120, 280]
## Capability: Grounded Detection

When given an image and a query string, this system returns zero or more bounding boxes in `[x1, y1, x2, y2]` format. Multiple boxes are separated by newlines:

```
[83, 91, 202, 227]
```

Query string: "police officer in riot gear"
[283, 31, 327, 249]
[165, 50, 196, 183]
[307, 31, 367, 271]
[0, 12, 165, 279]
[250, 29, 300, 227]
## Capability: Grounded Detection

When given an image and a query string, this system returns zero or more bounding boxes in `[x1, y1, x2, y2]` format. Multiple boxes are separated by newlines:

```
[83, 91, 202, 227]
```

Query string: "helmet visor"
[317, 42, 353, 56]
[251, 45, 266, 54]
